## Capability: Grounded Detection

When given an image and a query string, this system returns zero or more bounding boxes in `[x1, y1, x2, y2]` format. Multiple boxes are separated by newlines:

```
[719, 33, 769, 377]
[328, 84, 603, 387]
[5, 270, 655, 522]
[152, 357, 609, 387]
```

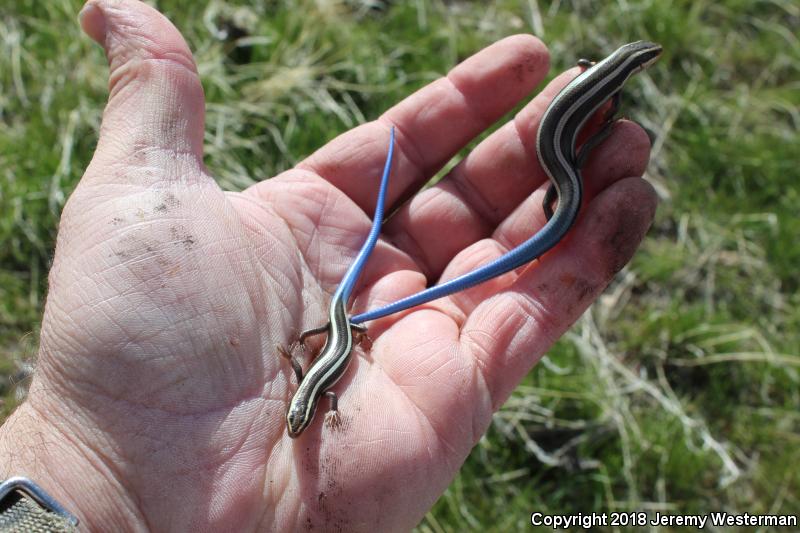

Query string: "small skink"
[350, 41, 662, 325]
[285, 128, 395, 437]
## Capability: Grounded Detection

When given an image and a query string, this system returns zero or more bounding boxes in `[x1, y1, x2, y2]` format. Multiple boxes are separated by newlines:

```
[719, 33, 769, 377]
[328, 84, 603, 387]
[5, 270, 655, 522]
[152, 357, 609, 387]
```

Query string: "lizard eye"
[286, 408, 305, 438]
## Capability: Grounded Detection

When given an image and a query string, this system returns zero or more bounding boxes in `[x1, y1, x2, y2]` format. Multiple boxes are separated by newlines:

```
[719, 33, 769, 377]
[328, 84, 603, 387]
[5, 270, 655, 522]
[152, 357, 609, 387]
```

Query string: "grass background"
[1, 0, 798, 531]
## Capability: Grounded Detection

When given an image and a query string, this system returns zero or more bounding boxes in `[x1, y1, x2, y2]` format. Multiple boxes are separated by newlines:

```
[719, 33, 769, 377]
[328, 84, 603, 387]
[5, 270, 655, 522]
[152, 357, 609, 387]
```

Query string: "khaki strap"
[0, 478, 79, 533]
[0, 492, 78, 532]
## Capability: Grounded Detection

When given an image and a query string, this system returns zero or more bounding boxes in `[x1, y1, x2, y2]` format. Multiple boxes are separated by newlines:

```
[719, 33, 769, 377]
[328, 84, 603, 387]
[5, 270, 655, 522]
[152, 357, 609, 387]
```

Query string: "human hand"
[0, 0, 657, 530]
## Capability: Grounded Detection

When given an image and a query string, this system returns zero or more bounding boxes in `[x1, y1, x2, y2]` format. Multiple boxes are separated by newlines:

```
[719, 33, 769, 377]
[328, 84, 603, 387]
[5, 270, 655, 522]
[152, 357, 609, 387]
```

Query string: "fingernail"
[79, 2, 107, 44]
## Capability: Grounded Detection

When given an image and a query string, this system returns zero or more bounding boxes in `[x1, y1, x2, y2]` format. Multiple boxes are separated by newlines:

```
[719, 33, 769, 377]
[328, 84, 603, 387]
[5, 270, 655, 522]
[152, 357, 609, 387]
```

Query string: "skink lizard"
[284, 128, 395, 437]
[285, 41, 662, 436]
[350, 41, 662, 325]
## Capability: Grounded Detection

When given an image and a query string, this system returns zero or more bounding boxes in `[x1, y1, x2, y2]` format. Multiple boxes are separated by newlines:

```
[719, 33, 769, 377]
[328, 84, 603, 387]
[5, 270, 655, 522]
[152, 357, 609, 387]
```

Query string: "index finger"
[295, 35, 550, 215]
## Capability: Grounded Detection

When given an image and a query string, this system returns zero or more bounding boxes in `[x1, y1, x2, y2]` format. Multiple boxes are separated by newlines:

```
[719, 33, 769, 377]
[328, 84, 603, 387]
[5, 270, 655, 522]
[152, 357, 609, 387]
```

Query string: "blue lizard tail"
[334, 126, 395, 304]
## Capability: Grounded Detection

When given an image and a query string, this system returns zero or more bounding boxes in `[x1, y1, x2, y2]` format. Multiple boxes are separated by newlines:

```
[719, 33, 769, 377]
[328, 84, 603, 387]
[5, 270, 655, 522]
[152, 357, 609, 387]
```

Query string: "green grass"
[1, 0, 798, 530]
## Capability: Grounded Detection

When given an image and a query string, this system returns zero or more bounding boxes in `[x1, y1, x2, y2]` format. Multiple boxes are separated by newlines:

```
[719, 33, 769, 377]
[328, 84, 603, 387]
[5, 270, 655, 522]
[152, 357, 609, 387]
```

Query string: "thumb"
[79, 0, 205, 178]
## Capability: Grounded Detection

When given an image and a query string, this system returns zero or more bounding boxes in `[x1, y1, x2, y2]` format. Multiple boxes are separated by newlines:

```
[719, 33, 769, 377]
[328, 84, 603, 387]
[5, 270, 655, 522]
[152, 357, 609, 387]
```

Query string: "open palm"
[0, 1, 657, 531]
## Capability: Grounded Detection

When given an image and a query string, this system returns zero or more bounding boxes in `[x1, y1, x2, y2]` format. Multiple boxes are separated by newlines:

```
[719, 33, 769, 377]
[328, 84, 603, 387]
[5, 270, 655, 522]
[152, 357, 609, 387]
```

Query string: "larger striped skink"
[350, 40, 662, 325]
